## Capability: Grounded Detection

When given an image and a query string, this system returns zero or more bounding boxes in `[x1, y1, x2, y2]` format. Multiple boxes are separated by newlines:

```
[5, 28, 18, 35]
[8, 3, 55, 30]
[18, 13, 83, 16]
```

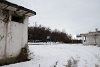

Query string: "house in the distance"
[0, 0, 36, 65]
[80, 29, 100, 46]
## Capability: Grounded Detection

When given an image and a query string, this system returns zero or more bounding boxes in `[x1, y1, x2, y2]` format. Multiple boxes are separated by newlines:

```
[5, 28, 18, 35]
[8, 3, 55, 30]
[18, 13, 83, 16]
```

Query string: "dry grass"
[66, 59, 78, 67]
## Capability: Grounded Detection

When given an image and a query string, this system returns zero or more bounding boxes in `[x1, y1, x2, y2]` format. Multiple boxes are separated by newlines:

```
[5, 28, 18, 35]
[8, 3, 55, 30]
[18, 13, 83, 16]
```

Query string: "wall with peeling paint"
[0, 20, 6, 59]
[0, 9, 29, 59]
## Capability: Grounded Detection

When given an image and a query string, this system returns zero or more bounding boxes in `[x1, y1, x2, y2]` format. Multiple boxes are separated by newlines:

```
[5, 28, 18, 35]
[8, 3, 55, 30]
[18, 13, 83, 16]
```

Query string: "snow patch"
[1, 44, 100, 67]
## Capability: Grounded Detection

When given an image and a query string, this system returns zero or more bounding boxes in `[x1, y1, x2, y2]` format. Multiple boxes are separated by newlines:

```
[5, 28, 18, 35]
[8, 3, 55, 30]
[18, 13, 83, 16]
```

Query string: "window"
[11, 15, 24, 23]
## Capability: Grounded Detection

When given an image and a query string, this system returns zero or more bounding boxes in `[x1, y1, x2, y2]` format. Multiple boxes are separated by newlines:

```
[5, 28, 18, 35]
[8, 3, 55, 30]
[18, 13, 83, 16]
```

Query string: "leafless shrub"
[66, 59, 78, 67]
[54, 61, 58, 67]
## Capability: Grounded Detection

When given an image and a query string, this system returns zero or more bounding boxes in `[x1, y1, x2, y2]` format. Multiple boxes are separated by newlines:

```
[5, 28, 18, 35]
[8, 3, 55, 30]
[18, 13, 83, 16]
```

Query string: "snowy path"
[2, 44, 100, 67]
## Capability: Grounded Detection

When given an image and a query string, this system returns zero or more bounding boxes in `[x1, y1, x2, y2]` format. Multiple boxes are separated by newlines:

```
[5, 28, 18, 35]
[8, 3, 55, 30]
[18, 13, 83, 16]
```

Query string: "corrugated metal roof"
[0, 0, 36, 16]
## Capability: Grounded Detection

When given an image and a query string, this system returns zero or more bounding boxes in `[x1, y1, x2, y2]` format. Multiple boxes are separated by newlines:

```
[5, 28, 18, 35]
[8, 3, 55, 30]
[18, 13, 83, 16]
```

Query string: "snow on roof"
[0, 0, 36, 16]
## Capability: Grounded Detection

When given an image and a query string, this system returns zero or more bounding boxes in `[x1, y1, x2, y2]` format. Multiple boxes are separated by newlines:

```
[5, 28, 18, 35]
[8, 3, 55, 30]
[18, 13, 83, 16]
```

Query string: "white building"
[80, 29, 100, 46]
[0, 0, 36, 65]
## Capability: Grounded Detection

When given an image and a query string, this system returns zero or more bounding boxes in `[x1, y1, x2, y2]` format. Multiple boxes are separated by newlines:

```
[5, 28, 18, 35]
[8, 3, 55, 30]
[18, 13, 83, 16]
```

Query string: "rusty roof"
[0, 0, 36, 16]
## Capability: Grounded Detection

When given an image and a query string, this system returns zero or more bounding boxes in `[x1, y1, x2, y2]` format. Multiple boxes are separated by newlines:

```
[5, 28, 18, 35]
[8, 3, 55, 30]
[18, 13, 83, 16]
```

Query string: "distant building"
[80, 29, 100, 46]
[0, 0, 36, 65]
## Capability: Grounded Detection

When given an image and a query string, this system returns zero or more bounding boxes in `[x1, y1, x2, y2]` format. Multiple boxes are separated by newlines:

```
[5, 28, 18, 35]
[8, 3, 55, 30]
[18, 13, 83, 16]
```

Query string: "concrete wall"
[96, 36, 100, 46]
[0, 20, 6, 59]
[0, 9, 29, 59]
[82, 35, 100, 46]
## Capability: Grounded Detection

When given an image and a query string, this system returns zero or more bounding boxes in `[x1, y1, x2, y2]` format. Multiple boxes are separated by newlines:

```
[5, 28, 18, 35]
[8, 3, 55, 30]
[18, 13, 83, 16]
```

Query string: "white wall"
[0, 9, 8, 59]
[6, 21, 23, 57]
[21, 16, 29, 48]
[0, 20, 6, 59]
[96, 36, 100, 46]
[82, 35, 100, 46]
[0, 10, 29, 59]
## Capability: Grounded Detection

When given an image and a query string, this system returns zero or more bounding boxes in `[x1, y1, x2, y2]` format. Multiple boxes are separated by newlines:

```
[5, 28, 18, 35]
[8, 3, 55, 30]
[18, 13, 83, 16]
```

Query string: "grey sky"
[7, 0, 100, 36]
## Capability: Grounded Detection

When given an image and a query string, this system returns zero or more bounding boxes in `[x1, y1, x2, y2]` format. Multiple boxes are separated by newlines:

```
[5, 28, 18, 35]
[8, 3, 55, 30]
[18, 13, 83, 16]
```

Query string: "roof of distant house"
[0, 0, 36, 16]
[80, 30, 100, 36]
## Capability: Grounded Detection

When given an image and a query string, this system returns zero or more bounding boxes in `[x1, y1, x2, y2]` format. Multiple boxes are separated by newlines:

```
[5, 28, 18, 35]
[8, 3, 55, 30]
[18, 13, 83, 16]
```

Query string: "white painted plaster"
[0, 10, 29, 59]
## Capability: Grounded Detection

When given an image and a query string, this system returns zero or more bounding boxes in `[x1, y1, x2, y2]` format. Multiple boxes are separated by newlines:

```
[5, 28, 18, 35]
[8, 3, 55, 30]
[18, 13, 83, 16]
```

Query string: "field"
[2, 43, 100, 67]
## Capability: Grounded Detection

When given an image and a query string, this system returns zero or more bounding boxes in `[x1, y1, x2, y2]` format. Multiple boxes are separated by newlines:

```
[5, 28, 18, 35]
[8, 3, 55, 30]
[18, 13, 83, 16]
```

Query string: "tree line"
[28, 25, 82, 43]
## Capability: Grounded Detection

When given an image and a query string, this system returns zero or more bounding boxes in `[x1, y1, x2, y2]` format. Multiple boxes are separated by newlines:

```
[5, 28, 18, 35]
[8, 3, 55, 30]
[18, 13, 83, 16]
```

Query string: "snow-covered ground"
[2, 43, 100, 67]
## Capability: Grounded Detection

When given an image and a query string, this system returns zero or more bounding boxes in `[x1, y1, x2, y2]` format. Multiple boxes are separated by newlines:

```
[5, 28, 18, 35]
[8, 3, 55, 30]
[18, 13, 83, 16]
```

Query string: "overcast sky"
[7, 0, 100, 36]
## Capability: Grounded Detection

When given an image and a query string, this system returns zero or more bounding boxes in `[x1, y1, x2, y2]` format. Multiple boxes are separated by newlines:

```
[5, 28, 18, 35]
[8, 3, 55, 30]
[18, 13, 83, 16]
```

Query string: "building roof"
[0, 0, 36, 16]
[80, 31, 100, 36]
